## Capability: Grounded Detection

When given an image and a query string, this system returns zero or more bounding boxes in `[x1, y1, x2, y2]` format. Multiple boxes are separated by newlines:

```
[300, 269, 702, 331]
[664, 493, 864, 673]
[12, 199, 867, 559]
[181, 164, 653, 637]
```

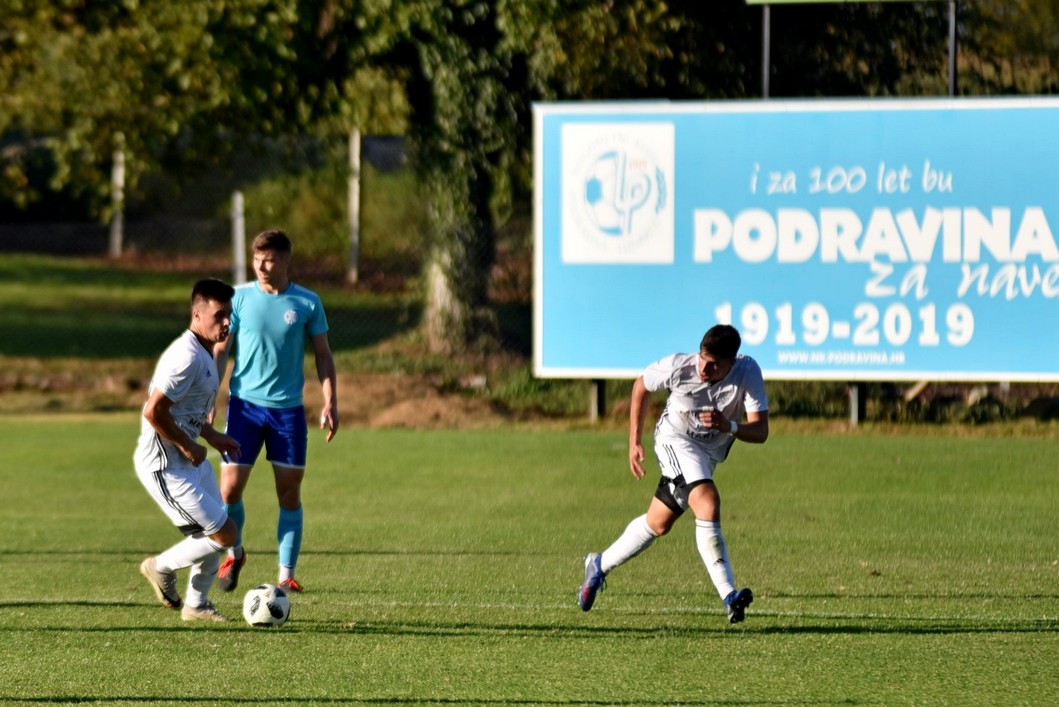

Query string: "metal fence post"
[108, 146, 125, 258]
[231, 190, 246, 284]
[347, 128, 361, 285]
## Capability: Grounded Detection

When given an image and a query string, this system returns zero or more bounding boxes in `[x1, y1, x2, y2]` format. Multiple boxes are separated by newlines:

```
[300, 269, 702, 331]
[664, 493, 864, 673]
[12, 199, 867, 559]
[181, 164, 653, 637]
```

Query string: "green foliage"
[0, 1, 406, 217]
[3, 0, 1059, 357]
[1, 419, 1058, 703]
[490, 367, 594, 417]
[960, 0, 1059, 94]
[0, 253, 418, 358]
[237, 142, 429, 274]
[767, 380, 852, 419]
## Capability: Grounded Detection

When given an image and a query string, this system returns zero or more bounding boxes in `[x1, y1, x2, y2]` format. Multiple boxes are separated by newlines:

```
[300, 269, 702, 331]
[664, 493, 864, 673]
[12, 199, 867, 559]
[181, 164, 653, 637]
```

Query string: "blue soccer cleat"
[724, 587, 754, 624]
[578, 552, 606, 611]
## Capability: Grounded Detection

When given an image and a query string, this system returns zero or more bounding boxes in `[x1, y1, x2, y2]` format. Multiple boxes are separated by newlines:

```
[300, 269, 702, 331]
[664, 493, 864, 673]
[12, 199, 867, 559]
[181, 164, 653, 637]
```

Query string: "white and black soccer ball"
[242, 583, 291, 627]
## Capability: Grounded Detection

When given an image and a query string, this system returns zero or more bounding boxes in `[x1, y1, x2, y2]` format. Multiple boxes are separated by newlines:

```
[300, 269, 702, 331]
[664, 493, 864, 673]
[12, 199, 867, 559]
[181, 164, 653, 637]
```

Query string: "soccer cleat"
[577, 552, 606, 611]
[277, 577, 304, 594]
[139, 557, 182, 609]
[724, 587, 754, 624]
[181, 601, 230, 622]
[216, 552, 246, 593]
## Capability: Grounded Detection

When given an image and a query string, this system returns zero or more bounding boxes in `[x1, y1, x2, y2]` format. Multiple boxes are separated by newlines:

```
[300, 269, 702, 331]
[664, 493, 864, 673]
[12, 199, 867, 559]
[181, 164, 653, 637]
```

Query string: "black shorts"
[654, 474, 708, 516]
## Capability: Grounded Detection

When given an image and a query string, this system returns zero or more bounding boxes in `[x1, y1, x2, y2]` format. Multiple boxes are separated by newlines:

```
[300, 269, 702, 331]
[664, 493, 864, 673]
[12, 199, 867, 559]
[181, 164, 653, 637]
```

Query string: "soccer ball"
[242, 583, 291, 627]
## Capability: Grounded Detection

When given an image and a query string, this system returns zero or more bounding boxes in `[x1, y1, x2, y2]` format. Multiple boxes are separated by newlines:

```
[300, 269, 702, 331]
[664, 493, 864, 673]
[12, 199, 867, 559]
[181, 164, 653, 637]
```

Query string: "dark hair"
[700, 324, 741, 360]
[252, 229, 292, 254]
[191, 278, 235, 307]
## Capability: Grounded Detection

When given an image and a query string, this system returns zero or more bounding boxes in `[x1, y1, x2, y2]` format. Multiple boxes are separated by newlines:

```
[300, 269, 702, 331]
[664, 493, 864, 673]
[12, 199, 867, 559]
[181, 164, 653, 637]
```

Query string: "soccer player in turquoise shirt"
[214, 229, 339, 594]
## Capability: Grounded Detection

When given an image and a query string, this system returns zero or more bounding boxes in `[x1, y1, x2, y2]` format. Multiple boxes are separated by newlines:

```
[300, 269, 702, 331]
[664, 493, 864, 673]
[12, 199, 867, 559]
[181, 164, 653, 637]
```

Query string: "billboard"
[534, 98, 1059, 381]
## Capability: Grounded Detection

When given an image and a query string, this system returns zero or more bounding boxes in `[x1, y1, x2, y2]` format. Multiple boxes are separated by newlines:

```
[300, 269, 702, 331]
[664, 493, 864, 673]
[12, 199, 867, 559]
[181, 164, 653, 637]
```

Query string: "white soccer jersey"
[643, 352, 769, 463]
[134, 329, 220, 473]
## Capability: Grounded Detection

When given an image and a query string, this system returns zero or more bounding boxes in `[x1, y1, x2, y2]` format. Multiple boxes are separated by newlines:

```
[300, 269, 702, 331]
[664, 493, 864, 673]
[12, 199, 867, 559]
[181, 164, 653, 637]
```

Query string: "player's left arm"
[701, 408, 768, 443]
[733, 409, 769, 444]
[311, 331, 339, 442]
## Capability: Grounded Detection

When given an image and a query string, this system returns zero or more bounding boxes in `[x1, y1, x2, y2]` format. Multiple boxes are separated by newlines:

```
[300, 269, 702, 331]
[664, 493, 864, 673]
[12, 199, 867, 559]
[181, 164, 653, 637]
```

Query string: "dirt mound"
[305, 372, 512, 429]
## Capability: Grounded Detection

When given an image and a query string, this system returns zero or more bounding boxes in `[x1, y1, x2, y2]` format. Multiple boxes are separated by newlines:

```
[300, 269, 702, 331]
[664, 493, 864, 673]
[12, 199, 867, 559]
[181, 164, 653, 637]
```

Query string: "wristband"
[729, 421, 739, 437]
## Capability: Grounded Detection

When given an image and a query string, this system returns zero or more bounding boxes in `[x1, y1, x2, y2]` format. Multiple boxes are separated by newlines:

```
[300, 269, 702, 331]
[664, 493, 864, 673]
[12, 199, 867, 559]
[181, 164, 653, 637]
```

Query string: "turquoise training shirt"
[229, 281, 330, 408]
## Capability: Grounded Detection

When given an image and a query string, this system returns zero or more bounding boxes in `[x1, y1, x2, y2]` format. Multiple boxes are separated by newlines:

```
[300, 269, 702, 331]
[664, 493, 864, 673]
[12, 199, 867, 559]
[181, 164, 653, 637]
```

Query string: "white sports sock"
[600, 514, 658, 574]
[185, 552, 220, 608]
[279, 565, 294, 582]
[695, 519, 736, 599]
[155, 534, 225, 573]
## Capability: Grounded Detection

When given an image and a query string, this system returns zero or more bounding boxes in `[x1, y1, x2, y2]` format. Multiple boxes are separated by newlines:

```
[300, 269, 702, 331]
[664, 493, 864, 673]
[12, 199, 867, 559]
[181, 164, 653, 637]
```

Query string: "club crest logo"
[284, 309, 298, 325]
[561, 122, 674, 263]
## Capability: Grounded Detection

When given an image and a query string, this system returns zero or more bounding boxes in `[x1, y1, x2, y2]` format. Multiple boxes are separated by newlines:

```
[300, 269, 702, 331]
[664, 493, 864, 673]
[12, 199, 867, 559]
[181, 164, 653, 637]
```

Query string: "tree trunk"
[422, 166, 496, 354]
[424, 249, 468, 354]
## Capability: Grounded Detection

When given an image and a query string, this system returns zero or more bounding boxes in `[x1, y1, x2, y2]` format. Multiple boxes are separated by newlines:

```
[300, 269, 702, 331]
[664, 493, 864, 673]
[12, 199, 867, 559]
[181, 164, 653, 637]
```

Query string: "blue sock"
[277, 504, 303, 573]
[224, 500, 245, 554]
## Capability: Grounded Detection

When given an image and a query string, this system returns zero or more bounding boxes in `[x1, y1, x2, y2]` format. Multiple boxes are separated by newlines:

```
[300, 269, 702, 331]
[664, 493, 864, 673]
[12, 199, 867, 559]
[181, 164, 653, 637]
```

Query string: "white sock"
[155, 534, 225, 573]
[695, 519, 736, 600]
[185, 552, 220, 608]
[279, 565, 294, 583]
[600, 514, 658, 574]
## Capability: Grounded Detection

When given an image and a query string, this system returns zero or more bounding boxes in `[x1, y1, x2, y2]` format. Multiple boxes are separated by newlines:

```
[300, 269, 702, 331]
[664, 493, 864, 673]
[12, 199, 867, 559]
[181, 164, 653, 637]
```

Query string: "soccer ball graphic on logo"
[242, 583, 291, 627]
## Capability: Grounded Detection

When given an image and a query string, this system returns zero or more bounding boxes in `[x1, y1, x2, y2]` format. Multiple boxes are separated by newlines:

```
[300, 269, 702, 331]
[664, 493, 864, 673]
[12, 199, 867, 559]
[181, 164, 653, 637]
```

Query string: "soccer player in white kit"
[578, 324, 769, 624]
[135, 278, 243, 622]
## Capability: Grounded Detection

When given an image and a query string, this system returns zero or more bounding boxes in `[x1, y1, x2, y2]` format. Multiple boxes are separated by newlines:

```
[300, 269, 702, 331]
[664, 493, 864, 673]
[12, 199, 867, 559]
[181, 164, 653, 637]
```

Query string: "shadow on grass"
[299, 616, 1059, 638]
[0, 548, 548, 558]
[0, 301, 420, 359]
[0, 698, 826, 706]
[3, 610, 1055, 639]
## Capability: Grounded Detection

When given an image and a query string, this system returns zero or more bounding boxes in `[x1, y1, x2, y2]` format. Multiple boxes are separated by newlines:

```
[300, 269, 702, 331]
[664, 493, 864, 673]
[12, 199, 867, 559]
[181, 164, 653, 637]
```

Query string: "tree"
[0, 0, 400, 218]
[4, 0, 1057, 354]
[959, 0, 1059, 94]
[382, 0, 697, 352]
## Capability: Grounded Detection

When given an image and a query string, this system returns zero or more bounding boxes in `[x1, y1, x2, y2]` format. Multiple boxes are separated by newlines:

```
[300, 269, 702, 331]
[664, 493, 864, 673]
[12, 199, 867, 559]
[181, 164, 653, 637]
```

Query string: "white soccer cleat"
[140, 557, 182, 609]
[181, 601, 230, 622]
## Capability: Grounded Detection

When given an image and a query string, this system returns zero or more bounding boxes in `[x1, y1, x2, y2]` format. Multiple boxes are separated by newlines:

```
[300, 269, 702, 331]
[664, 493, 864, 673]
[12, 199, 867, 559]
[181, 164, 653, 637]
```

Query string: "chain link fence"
[0, 136, 533, 360]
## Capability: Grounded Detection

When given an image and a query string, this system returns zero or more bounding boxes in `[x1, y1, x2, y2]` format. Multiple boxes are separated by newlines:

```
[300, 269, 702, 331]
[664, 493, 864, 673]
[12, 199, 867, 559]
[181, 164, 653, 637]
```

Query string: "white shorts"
[653, 436, 720, 513]
[136, 459, 227, 537]
[655, 435, 719, 485]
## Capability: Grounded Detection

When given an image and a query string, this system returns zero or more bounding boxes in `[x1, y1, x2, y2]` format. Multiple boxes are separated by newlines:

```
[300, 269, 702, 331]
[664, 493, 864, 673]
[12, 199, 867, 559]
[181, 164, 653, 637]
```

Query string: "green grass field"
[1, 416, 1056, 705]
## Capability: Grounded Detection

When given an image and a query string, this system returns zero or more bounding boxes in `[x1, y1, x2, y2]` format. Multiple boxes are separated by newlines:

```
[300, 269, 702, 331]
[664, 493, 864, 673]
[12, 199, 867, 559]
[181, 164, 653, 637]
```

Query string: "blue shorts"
[224, 396, 308, 468]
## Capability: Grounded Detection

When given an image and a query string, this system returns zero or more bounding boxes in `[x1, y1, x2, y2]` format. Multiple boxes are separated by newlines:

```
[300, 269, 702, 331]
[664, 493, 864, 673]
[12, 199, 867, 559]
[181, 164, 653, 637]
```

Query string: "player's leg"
[264, 404, 308, 592]
[687, 481, 753, 623]
[217, 463, 252, 591]
[273, 463, 305, 591]
[601, 494, 680, 574]
[579, 480, 685, 611]
[183, 552, 227, 622]
[687, 480, 732, 596]
[181, 464, 237, 621]
[579, 438, 697, 611]
[217, 396, 266, 592]
[137, 461, 234, 614]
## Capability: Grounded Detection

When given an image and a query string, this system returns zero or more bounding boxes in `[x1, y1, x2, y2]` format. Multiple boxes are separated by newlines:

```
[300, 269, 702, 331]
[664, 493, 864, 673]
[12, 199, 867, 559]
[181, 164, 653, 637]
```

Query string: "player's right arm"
[628, 376, 651, 480]
[212, 337, 232, 381]
[200, 424, 241, 462]
[142, 389, 208, 466]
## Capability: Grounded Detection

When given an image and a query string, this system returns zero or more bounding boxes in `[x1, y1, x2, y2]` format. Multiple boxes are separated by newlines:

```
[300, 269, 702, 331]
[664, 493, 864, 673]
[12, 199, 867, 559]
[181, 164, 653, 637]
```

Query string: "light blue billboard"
[534, 98, 1059, 381]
